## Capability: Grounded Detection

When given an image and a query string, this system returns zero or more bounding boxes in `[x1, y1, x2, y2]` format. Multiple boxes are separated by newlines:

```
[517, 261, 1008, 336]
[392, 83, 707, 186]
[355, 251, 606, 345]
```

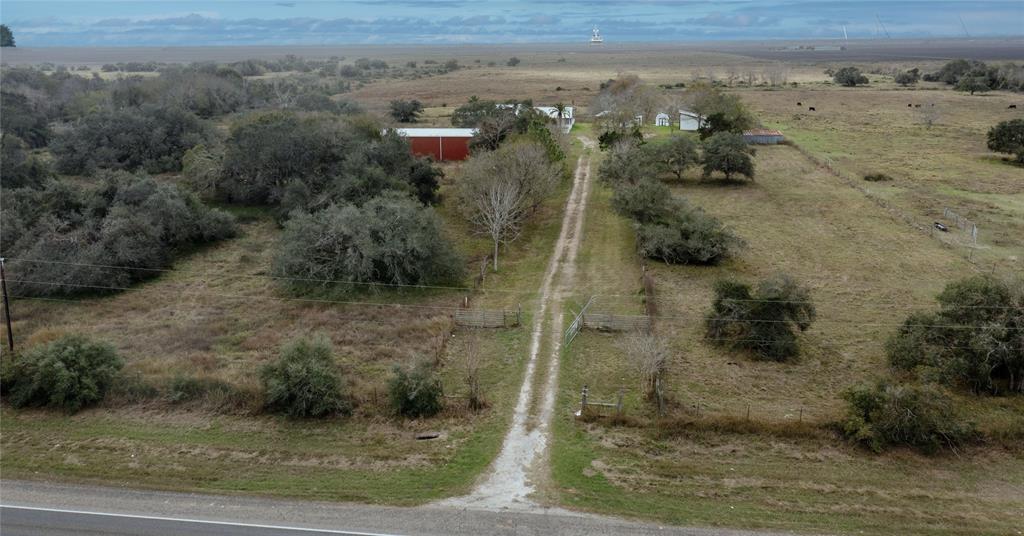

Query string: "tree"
[685, 82, 753, 134]
[619, 333, 671, 400]
[701, 132, 755, 180]
[389, 99, 424, 123]
[272, 195, 463, 287]
[553, 102, 568, 131]
[0, 91, 50, 148]
[1, 134, 51, 189]
[52, 104, 210, 175]
[894, 68, 920, 86]
[458, 141, 562, 270]
[261, 334, 350, 418]
[650, 136, 700, 180]
[507, 56, 521, 67]
[0, 24, 14, 47]
[705, 275, 816, 361]
[887, 275, 1024, 394]
[987, 119, 1024, 163]
[833, 66, 869, 86]
[1, 335, 123, 413]
[956, 74, 990, 95]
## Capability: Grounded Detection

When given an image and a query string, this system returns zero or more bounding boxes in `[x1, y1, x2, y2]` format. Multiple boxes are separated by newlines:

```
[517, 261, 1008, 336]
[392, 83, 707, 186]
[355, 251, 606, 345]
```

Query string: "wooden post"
[746, 404, 750, 421]
[799, 408, 803, 423]
[616, 388, 624, 415]
[580, 385, 589, 414]
[0, 258, 12, 353]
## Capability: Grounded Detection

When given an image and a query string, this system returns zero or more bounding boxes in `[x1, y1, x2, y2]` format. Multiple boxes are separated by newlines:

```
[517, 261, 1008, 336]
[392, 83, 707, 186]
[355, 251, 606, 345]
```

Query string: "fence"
[942, 207, 979, 245]
[581, 313, 652, 332]
[454, 307, 521, 328]
[563, 296, 594, 347]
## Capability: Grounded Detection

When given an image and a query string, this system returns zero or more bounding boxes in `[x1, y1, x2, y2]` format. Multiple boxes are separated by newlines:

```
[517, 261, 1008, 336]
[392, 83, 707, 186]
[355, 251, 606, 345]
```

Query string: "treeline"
[923, 59, 1024, 93]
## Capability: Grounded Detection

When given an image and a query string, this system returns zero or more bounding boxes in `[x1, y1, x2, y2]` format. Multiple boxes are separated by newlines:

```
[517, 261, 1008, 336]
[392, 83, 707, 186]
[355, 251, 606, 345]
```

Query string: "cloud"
[684, 12, 781, 27]
[275, 2, 296, 7]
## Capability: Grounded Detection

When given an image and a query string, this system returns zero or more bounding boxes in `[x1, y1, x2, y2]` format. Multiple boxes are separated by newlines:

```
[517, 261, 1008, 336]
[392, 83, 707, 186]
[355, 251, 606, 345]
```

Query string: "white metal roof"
[389, 128, 477, 138]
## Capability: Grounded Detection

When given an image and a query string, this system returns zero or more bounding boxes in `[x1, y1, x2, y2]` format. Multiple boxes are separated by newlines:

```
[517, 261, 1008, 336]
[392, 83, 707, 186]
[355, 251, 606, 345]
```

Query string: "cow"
[797, 102, 802, 106]
[808, 107, 816, 111]
[934, 222, 949, 232]
[914, 104, 922, 108]
[908, 103, 913, 107]
[1010, 104, 1018, 109]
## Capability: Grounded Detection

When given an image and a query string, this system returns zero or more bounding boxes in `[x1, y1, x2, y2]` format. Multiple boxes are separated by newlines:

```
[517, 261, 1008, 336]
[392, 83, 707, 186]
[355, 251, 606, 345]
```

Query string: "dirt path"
[439, 137, 595, 511]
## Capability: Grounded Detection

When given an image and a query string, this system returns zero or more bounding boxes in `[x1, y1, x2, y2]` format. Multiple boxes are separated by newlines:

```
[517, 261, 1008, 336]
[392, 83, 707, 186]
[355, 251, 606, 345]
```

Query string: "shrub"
[507, 57, 521, 67]
[261, 335, 350, 418]
[389, 99, 424, 123]
[894, 68, 920, 86]
[611, 179, 672, 224]
[842, 381, 974, 453]
[6, 172, 236, 297]
[887, 275, 1024, 394]
[273, 194, 463, 287]
[168, 375, 237, 404]
[636, 201, 742, 265]
[705, 275, 816, 361]
[388, 361, 444, 418]
[987, 119, 1024, 164]
[701, 132, 755, 180]
[863, 172, 893, 182]
[2, 335, 123, 412]
[833, 66, 869, 87]
[52, 104, 210, 174]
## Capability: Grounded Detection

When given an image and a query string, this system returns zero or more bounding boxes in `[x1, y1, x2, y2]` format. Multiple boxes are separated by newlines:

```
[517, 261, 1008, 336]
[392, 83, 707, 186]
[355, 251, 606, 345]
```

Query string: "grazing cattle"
[808, 107, 816, 111]
[797, 102, 802, 106]
[908, 103, 913, 107]
[1010, 105, 1018, 109]
[934, 222, 949, 232]
[914, 104, 922, 108]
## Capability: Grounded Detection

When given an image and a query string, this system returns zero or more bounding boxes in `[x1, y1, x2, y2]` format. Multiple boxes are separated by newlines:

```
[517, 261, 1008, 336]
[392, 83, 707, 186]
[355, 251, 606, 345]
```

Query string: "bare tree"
[619, 333, 671, 399]
[459, 141, 560, 271]
[464, 334, 486, 410]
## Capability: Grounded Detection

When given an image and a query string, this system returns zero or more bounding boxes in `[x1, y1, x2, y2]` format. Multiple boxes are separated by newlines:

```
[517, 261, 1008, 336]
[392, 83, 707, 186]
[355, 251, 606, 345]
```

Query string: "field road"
[0, 480, 793, 536]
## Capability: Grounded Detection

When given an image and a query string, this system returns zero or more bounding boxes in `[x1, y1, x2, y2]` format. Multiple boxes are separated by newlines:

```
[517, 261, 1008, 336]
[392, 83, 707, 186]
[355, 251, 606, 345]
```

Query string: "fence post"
[580, 385, 589, 415]
[517, 303, 522, 326]
[799, 408, 803, 423]
[616, 388, 624, 415]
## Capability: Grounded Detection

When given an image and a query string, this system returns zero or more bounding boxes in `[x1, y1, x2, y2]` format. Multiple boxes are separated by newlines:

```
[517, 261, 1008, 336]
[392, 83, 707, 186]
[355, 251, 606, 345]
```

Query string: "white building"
[679, 110, 701, 131]
[499, 103, 575, 133]
[655, 113, 671, 127]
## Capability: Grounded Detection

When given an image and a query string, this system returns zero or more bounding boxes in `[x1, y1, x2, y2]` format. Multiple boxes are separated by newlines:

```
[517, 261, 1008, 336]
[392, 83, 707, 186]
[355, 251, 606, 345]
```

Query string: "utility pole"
[0, 257, 13, 353]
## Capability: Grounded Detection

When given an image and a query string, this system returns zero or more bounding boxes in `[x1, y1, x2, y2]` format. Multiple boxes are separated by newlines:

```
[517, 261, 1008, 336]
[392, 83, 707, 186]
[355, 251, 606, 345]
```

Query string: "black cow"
[934, 222, 949, 232]
[908, 103, 913, 107]
[808, 107, 816, 111]
[1010, 104, 1018, 109]
[797, 101, 802, 106]
[914, 104, 921, 108]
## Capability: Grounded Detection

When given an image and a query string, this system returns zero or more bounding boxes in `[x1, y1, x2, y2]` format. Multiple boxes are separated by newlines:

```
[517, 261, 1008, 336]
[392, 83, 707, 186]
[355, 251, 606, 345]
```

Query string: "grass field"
[0, 144, 579, 502]
[549, 141, 1024, 535]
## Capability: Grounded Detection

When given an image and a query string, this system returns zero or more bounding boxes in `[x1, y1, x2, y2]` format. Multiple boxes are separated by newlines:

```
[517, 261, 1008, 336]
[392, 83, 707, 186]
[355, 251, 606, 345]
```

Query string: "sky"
[1, 1, 1022, 47]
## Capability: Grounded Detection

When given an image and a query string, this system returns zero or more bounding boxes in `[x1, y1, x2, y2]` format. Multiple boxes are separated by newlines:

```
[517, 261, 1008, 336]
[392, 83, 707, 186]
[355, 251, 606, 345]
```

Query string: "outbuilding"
[742, 129, 785, 145]
[391, 128, 476, 161]
[678, 110, 701, 131]
[655, 113, 671, 127]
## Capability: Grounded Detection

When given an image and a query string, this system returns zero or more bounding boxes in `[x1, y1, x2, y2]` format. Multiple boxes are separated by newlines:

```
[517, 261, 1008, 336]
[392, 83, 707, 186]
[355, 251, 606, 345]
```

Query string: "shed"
[742, 129, 785, 145]
[678, 110, 701, 131]
[391, 128, 477, 161]
[655, 113, 670, 127]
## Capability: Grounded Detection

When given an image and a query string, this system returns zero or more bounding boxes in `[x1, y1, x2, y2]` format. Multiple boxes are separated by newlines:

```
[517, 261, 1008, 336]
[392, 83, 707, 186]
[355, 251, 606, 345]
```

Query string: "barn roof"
[390, 128, 477, 138]
[743, 129, 784, 137]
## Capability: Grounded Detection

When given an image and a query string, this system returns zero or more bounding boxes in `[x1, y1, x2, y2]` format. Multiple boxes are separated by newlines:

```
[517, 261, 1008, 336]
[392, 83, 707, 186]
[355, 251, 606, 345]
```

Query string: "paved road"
[0, 480, 789, 536]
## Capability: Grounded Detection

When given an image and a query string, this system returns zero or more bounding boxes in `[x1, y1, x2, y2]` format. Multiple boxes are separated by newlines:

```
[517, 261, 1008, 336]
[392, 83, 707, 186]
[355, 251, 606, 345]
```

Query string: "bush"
[611, 179, 672, 224]
[168, 375, 237, 404]
[261, 335, 350, 418]
[388, 361, 444, 418]
[833, 66, 869, 87]
[52, 104, 210, 174]
[894, 68, 921, 86]
[887, 275, 1024, 395]
[987, 119, 1024, 164]
[705, 275, 816, 361]
[636, 200, 742, 265]
[5, 172, 236, 297]
[273, 194, 463, 287]
[389, 99, 423, 123]
[842, 381, 974, 453]
[701, 132, 755, 180]
[2, 335, 123, 412]
[863, 172, 893, 182]
[507, 57, 521, 67]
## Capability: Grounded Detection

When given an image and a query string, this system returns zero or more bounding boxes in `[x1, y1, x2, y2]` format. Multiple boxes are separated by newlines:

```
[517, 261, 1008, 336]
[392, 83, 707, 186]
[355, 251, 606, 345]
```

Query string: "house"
[678, 110, 701, 131]
[534, 106, 575, 133]
[390, 128, 476, 161]
[742, 129, 785, 145]
[655, 113, 671, 127]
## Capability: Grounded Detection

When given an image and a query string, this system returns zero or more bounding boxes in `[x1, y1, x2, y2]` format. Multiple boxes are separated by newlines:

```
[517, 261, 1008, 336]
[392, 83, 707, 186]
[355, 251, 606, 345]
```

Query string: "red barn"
[392, 128, 476, 161]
